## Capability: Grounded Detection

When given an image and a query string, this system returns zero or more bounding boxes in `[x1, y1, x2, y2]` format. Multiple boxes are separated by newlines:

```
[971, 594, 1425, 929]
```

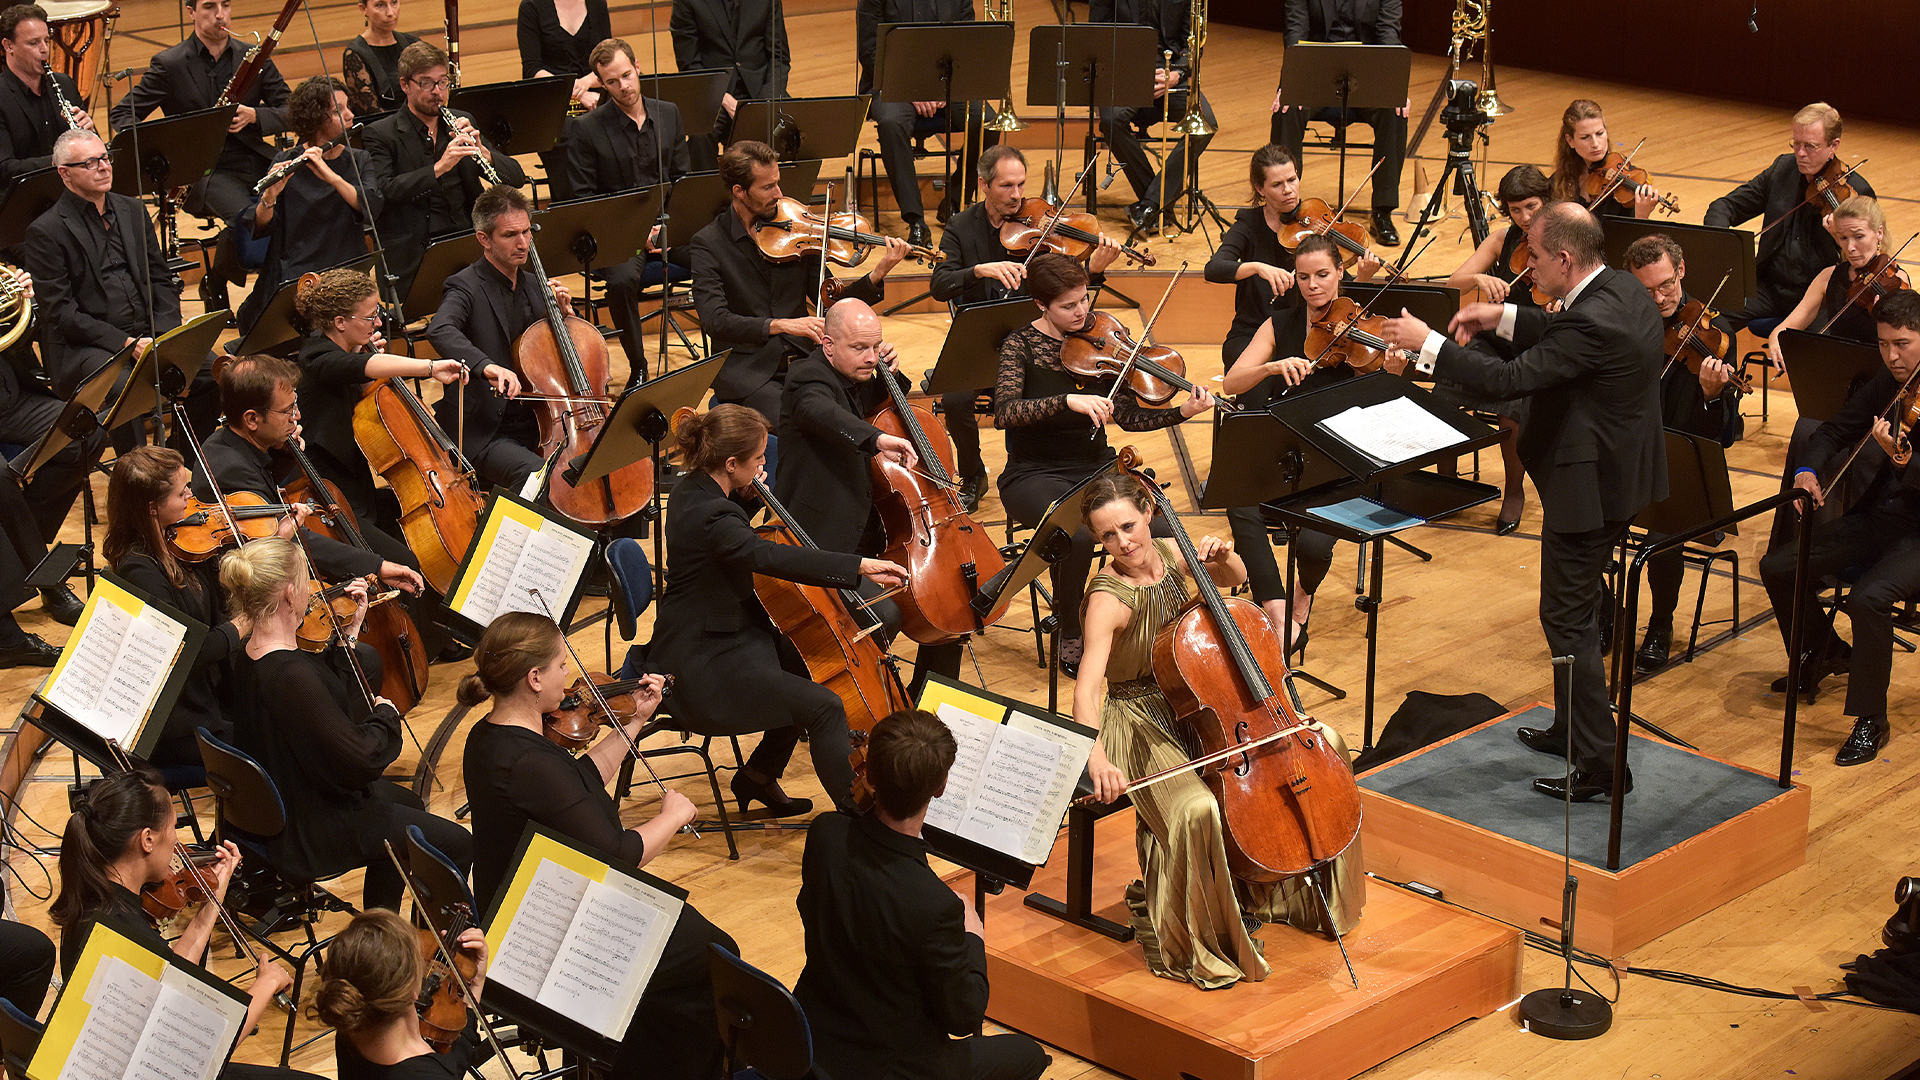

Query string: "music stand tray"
[448, 74, 572, 155]
[1024, 25, 1158, 110]
[109, 105, 234, 197]
[402, 232, 483, 325]
[640, 70, 730, 131]
[538, 188, 663, 271]
[1603, 217, 1757, 320]
[235, 252, 380, 357]
[1200, 407, 1348, 510]
[1271, 371, 1500, 486]
[0, 167, 64, 251]
[1779, 329, 1883, 424]
[568, 354, 726, 487]
[731, 97, 871, 164]
[927, 296, 1034, 395]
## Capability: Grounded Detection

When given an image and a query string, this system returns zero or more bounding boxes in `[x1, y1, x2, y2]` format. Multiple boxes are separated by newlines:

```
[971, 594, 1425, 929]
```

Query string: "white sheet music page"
[122, 967, 243, 1080]
[1002, 708, 1097, 864]
[1316, 396, 1467, 466]
[489, 857, 591, 999]
[533, 874, 682, 1039]
[55, 956, 156, 1080]
[41, 584, 186, 748]
[495, 523, 595, 620]
[954, 723, 1062, 860]
[924, 702, 999, 835]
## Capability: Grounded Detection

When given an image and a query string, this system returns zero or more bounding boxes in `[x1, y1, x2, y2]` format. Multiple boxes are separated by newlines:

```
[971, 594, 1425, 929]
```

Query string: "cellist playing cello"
[1075, 472, 1361, 990]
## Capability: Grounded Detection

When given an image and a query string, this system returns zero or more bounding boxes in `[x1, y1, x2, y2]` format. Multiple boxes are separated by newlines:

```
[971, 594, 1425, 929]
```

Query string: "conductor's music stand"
[233, 252, 380, 357]
[0, 166, 64, 251]
[1278, 42, 1412, 213]
[874, 22, 1015, 214]
[1025, 24, 1157, 214]
[731, 97, 871, 164]
[448, 74, 572, 155]
[109, 104, 234, 264]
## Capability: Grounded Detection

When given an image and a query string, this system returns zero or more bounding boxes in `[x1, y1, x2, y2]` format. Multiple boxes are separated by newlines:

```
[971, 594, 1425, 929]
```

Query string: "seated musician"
[0, 479, 71, 668]
[52, 768, 297, 1058]
[994, 252, 1215, 675]
[424, 184, 563, 492]
[459, 611, 735, 1080]
[854, 0, 997, 249]
[0, 3, 95, 183]
[1621, 234, 1740, 673]
[222, 537, 473, 910]
[568, 36, 693, 376]
[1438, 164, 1553, 535]
[645, 404, 907, 817]
[1759, 290, 1920, 765]
[1548, 99, 1663, 220]
[341, 0, 422, 116]
[237, 75, 382, 335]
[1205, 146, 1305, 370]
[931, 144, 1118, 513]
[667, 0, 789, 169]
[1704, 103, 1875, 330]
[109, 0, 291, 314]
[774, 298, 962, 691]
[0, 917, 52, 1018]
[1090, 0, 1214, 236]
[1074, 474, 1360, 988]
[795, 709, 1049, 1080]
[314, 910, 486, 1080]
[1220, 234, 1408, 654]
[364, 41, 527, 309]
[689, 139, 907, 422]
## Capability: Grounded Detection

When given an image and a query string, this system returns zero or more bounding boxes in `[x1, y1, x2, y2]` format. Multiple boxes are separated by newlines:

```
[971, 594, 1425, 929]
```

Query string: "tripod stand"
[1143, 87, 1228, 244]
[1395, 85, 1493, 278]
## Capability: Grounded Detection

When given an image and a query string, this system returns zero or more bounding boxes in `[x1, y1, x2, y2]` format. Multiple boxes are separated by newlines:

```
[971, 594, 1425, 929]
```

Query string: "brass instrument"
[42, 61, 85, 132]
[1473, 0, 1511, 117]
[0, 268, 34, 353]
[981, 0, 1024, 132]
[1172, 0, 1212, 136]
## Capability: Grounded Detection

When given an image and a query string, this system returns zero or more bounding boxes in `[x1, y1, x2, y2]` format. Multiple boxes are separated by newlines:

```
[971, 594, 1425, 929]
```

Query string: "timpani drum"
[43, 0, 117, 108]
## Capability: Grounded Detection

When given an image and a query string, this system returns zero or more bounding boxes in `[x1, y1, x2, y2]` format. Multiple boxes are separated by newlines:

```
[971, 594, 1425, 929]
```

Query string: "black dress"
[1203, 205, 1298, 368]
[461, 721, 736, 1080]
[341, 32, 422, 116]
[1820, 261, 1880, 346]
[517, 0, 610, 79]
[334, 1026, 477, 1080]
[236, 147, 382, 335]
[112, 550, 241, 768]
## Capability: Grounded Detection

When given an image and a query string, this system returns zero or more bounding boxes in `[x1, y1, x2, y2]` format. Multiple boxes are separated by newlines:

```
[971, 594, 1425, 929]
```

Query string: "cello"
[354, 374, 488, 596]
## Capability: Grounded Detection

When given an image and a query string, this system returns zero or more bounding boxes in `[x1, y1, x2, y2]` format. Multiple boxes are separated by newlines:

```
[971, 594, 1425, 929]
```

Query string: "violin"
[1304, 296, 1400, 373]
[1506, 244, 1553, 307]
[1664, 299, 1748, 395]
[414, 907, 479, 1054]
[165, 492, 311, 562]
[355, 374, 489, 595]
[753, 197, 938, 267]
[140, 847, 219, 925]
[541, 671, 646, 752]
[1818, 238, 1917, 335]
[1583, 150, 1681, 216]
[998, 197, 1156, 267]
[1277, 198, 1404, 281]
[1889, 382, 1920, 469]
[1805, 156, 1863, 217]
[1061, 311, 1210, 407]
[296, 574, 389, 652]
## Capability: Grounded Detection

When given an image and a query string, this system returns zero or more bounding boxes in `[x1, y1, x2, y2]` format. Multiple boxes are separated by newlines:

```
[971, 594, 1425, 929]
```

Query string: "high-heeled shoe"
[730, 771, 814, 819]
[1286, 623, 1310, 659]
[1495, 518, 1521, 536]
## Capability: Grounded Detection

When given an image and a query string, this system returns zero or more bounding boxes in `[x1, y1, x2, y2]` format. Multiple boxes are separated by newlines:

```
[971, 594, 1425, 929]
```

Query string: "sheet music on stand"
[1315, 396, 1467, 468]
[444, 488, 597, 635]
[29, 917, 249, 1080]
[34, 571, 206, 759]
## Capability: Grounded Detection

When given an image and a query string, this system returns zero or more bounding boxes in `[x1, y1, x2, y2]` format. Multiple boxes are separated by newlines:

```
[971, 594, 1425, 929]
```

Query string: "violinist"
[794, 710, 1049, 1080]
[459, 611, 735, 1080]
[994, 253, 1215, 674]
[340, 0, 421, 115]
[51, 768, 299, 1076]
[1758, 290, 1920, 765]
[689, 139, 908, 422]
[1074, 474, 1359, 987]
[1090, 0, 1215, 235]
[424, 184, 567, 492]
[1704, 103, 1875, 328]
[1621, 234, 1739, 672]
[930, 144, 1119, 511]
[313, 910, 486, 1080]
[221, 537, 473, 911]
[1548, 100, 1662, 220]
[647, 404, 908, 816]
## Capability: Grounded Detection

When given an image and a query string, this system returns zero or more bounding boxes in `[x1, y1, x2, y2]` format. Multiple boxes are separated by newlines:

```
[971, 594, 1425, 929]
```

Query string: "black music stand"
[1602, 218, 1756, 322]
[1342, 281, 1460, 361]
[1025, 25, 1157, 215]
[1277, 43, 1412, 212]
[640, 70, 730, 136]
[109, 105, 233, 266]
[233, 252, 380, 357]
[873, 23, 1015, 214]
[1779, 329, 1883, 424]
[731, 97, 870, 164]
[448, 74, 572, 155]
[926, 296, 1034, 395]
[400, 231, 482, 329]
[0, 166, 63, 251]
[536, 188, 664, 311]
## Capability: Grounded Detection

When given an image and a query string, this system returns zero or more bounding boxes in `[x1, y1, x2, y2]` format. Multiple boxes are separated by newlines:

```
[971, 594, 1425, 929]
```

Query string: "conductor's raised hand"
[858, 558, 909, 588]
[1381, 308, 1434, 351]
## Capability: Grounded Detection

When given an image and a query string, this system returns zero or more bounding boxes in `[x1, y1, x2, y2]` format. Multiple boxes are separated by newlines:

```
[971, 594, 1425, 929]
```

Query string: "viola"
[1506, 244, 1553, 307]
[1664, 299, 1748, 395]
[1277, 198, 1404, 281]
[752, 197, 938, 268]
[1583, 151, 1680, 216]
[1805, 156, 1862, 216]
[140, 848, 219, 925]
[1061, 311, 1214, 407]
[1305, 296, 1399, 373]
[542, 671, 646, 752]
[165, 492, 310, 562]
[998, 197, 1155, 267]
[354, 375, 488, 595]
[1890, 382, 1920, 469]
[1818, 241, 1916, 336]
[414, 906, 479, 1054]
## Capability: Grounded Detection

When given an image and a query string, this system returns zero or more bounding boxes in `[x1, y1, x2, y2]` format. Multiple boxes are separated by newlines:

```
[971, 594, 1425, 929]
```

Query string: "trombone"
[981, 0, 1024, 133]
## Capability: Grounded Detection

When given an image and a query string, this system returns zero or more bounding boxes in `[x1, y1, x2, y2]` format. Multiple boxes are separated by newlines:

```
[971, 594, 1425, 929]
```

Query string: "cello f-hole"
[426, 472, 448, 509]
[1234, 720, 1252, 777]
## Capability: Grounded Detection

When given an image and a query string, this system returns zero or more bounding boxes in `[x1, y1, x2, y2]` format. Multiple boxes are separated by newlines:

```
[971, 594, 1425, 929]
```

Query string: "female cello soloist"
[1075, 474, 1362, 989]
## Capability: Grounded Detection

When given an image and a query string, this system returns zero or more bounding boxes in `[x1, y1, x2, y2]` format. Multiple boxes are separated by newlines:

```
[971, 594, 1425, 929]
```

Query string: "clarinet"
[42, 62, 85, 132]
[439, 106, 502, 186]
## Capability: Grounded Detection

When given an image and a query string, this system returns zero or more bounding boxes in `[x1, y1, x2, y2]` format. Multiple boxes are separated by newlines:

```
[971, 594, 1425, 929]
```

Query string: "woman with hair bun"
[313, 909, 486, 1079]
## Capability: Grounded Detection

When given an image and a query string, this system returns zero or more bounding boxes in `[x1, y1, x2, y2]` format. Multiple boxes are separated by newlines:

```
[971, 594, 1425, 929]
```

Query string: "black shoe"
[1635, 623, 1673, 674]
[958, 469, 988, 515]
[0, 634, 59, 669]
[197, 274, 230, 315]
[1532, 765, 1632, 802]
[1769, 656, 1832, 696]
[730, 772, 814, 819]
[40, 585, 85, 626]
[433, 641, 474, 664]
[936, 196, 956, 225]
[906, 220, 932, 249]
[1370, 210, 1401, 247]
[1834, 715, 1889, 766]
[1286, 624, 1310, 660]
[1495, 518, 1521, 536]
[1126, 200, 1159, 234]
[1516, 725, 1568, 757]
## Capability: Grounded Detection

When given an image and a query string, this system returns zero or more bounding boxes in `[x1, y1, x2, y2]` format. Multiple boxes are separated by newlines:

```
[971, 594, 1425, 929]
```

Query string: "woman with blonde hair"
[1767, 194, 1907, 365]
[312, 909, 485, 1078]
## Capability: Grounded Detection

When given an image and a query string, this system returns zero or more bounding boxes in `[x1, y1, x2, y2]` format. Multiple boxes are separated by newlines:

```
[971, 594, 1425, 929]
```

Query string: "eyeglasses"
[269, 401, 301, 417]
[345, 313, 382, 325]
[409, 77, 451, 91]
[58, 153, 111, 171]
[1788, 140, 1832, 154]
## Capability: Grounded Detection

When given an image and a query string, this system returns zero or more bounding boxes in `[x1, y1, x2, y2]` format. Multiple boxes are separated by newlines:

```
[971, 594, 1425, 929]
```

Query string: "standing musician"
[425, 184, 567, 492]
[1548, 99, 1662, 220]
[518, 0, 610, 112]
[1090, 0, 1215, 235]
[1621, 234, 1739, 673]
[1074, 475, 1360, 987]
[689, 139, 908, 423]
[237, 76, 382, 336]
[795, 710, 1050, 1080]
[364, 41, 527, 308]
[1268, 0, 1406, 247]
[1705, 103, 1875, 330]
[994, 252, 1216, 674]
[0, 4, 93, 183]
[646, 404, 908, 817]
[341, 0, 421, 116]
[459, 612, 735, 1080]
[313, 910, 487, 1080]
[931, 144, 1120, 513]
[568, 37, 693, 376]
[669, 0, 789, 169]
[1383, 202, 1665, 802]
[108, 0, 292, 313]
[1759, 290, 1920, 765]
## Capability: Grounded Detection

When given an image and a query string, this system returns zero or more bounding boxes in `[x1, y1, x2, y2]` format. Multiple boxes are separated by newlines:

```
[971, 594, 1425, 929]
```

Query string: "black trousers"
[602, 253, 691, 381]
[0, 919, 54, 1017]
[1101, 89, 1215, 208]
[1227, 506, 1336, 606]
[1537, 520, 1630, 772]
[872, 100, 996, 225]
[611, 905, 735, 1080]
[0, 391, 108, 545]
[1761, 512, 1920, 719]
[939, 388, 987, 480]
[362, 780, 474, 912]
[1272, 104, 1405, 211]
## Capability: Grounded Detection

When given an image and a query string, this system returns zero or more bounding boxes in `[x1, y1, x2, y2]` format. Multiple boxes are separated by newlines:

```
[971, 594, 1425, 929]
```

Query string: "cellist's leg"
[470, 437, 544, 492]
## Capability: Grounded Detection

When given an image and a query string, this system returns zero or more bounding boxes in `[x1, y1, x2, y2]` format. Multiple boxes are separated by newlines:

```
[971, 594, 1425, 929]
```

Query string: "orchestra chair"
[601, 536, 654, 673]
[1738, 317, 1786, 423]
[0, 999, 40, 1080]
[194, 728, 354, 1066]
[707, 943, 831, 1080]
[1615, 431, 1741, 671]
[856, 122, 952, 226]
[608, 637, 744, 862]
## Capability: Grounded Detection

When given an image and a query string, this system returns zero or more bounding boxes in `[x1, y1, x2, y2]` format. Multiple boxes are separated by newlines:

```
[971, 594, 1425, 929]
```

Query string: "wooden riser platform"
[950, 808, 1522, 1080]
[1357, 705, 1812, 959]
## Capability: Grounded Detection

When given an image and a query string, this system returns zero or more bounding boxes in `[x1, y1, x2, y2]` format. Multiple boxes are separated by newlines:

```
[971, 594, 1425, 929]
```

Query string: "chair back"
[194, 727, 288, 842]
[604, 537, 655, 641]
[707, 944, 815, 1080]
[0, 998, 42, 1080]
[405, 826, 481, 925]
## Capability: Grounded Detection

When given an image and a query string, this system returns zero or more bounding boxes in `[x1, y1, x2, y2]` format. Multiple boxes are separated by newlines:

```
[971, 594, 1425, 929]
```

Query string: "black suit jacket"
[1804, 368, 1920, 531]
[564, 97, 692, 197]
[1089, 0, 1190, 68]
[1705, 153, 1875, 309]
[855, 0, 975, 94]
[774, 351, 891, 554]
[0, 67, 83, 182]
[1285, 0, 1401, 45]
[425, 258, 545, 447]
[364, 107, 528, 298]
[192, 427, 383, 581]
[795, 811, 990, 1080]
[107, 36, 289, 169]
[1434, 266, 1666, 533]
[22, 189, 181, 394]
[931, 201, 1019, 305]
[671, 0, 790, 101]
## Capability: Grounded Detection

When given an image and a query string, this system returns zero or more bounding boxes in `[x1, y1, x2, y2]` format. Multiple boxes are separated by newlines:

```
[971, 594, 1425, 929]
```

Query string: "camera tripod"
[1394, 98, 1493, 278]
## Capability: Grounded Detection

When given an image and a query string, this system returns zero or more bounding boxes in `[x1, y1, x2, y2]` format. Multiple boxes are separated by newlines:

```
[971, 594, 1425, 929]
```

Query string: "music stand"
[400, 232, 482, 328]
[234, 253, 379, 357]
[448, 74, 572, 155]
[926, 296, 1033, 395]
[0, 166, 63, 251]
[1602, 217, 1756, 320]
[731, 97, 871, 164]
[640, 70, 730, 137]
[874, 23, 1015, 213]
[1342, 281, 1460, 357]
[10, 342, 134, 487]
[1779, 329, 1883, 424]
[1277, 43, 1412, 211]
[536, 188, 664, 286]
[1026, 25, 1157, 215]
[109, 105, 233, 260]
[657, 161, 827, 246]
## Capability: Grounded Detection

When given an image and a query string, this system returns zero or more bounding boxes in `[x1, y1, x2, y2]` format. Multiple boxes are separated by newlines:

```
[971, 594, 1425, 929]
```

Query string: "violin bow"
[1021, 153, 1101, 269]
[1586, 137, 1646, 210]
[525, 588, 698, 838]
[1091, 262, 1189, 435]
[814, 179, 833, 316]
[1661, 271, 1733, 382]
[1302, 275, 1397, 370]
[380, 841, 524, 1080]
[1818, 232, 1916, 335]
[1757, 158, 1869, 238]
[1325, 159, 1405, 283]
[1818, 361, 1920, 497]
